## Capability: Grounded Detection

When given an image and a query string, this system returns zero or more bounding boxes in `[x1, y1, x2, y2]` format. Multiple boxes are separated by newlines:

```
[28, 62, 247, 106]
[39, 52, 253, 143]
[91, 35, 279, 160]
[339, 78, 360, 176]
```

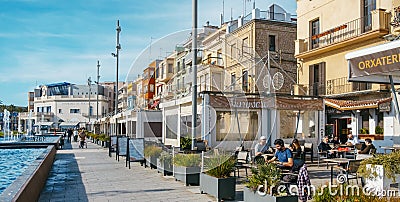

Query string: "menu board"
[128, 138, 144, 161]
[118, 136, 128, 156]
[111, 136, 117, 147]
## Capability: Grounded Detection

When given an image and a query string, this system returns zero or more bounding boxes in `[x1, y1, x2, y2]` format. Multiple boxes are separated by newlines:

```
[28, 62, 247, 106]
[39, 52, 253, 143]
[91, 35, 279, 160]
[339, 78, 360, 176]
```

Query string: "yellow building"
[295, 0, 398, 147]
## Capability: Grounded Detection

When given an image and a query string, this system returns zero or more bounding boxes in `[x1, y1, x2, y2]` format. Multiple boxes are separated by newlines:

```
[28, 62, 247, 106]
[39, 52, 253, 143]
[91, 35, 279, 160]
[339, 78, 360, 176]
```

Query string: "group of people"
[318, 133, 376, 157]
[63, 128, 87, 148]
[254, 136, 303, 170]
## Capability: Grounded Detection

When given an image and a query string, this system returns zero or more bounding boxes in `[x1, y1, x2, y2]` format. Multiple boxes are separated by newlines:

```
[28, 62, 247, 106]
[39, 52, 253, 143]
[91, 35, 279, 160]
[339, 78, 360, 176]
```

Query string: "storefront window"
[166, 114, 178, 139]
[216, 111, 258, 141]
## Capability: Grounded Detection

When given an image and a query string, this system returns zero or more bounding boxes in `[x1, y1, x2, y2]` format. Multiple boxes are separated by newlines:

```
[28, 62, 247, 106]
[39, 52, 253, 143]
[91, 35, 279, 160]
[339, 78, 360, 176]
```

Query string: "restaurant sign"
[346, 40, 400, 84]
[209, 95, 323, 111]
[379, 102, 391, 112]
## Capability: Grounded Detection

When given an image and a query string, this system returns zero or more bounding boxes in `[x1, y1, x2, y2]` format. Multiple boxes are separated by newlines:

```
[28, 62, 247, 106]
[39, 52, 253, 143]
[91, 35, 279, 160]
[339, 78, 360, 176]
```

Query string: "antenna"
[230, 8, 233, 21]
[222, 0, 224, 24]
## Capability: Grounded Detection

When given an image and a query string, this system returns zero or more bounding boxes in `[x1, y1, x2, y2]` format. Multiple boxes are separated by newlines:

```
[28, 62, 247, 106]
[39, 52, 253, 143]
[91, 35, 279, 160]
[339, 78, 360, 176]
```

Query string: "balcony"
[295, 9, 390, 59]
[294, 77, 373, 96]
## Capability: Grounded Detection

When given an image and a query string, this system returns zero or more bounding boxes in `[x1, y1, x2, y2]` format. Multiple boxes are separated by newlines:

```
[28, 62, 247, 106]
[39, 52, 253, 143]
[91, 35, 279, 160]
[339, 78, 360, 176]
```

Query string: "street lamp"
[88, 77, 92, 127]
[112, 20, 121, 136]
[191, 0, 198, 150]
[96, 61, 101, 121]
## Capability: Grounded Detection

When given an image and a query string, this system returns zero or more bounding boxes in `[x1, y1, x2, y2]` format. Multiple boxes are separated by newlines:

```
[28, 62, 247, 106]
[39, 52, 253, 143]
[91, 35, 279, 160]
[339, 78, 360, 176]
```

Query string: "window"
[268, 35, 276, 52]
[182, 59, 186, 69]
[89, 106, 93, 116]
[242, 37, 249, 54]
[177, 61, 181, 72]
[168, 64, 173, 73]
[363, 0, 376, 31]
[242, 70, 249, 92]
[217, 49, 223, 66]
[156, 66, 159, 78]
[70, 109, 80, 114]
[309, 62, 326, 96]
[310, 19, 320, 49]
[58, 109, 62, 114]
[231, 43, 236, 59]
[150, 84, 155, 92]
[231, 73, 236, 91]
[143, 85, 148, 93]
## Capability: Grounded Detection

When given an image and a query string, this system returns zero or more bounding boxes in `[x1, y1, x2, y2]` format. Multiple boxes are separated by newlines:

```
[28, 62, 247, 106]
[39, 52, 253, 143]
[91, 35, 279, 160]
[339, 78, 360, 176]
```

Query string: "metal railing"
[304, 15, 373, 51]
[296, 77, 372, 96]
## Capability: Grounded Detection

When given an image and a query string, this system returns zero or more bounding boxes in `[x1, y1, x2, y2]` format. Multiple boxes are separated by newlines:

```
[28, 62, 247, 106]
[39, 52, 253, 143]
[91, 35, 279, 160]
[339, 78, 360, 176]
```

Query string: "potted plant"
[180, 136, 192, 151]
[375, 125, 383, 135]
[144, 145, 162, 169]
[244, 163, 298, 202]
[360, 128, 369, 134]
[200, 153, 236, 201]
[173, 153, 201, 186]
[157, 151, 173, 176]
[358, 151, 400, 192]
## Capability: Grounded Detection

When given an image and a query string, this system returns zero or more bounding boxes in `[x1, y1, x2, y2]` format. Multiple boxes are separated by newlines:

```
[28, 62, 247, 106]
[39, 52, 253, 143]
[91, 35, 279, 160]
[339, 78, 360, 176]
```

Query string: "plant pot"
[146, 156, 158, 169]
[200, 173, 236, 200]
[174, 166, 200, 186]
[157, 158, 173, 176]
[243, 187, 298, 202]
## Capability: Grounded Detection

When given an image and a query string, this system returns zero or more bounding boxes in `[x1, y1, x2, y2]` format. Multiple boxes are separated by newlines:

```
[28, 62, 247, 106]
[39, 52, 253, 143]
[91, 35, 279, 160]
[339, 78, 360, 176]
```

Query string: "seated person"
[358, 138, 375, 154]
[318, 136, 335, 158]
[267, 139, 293, 169]
[346, 134, 359, 146]
[289, 138, 302, 159]
[329, 136, 340, 146]
[254, 136, 269, 156]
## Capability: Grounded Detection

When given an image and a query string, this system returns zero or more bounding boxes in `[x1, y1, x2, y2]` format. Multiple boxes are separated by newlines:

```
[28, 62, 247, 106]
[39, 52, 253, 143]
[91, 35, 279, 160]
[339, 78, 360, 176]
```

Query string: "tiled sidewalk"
[39, 141, 215, 202]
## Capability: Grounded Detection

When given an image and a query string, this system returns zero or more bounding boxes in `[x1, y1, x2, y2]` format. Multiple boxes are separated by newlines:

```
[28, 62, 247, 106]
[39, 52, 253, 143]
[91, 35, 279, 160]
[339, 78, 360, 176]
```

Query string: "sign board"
[379, 102, 391, 112]
[346, 40, 400, 84]
[118, 136, 128, 156]
[128, 138, 144, 161]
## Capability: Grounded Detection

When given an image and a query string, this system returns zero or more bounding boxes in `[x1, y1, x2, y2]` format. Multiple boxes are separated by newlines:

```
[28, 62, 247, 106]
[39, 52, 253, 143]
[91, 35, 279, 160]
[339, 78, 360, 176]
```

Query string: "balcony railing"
[295, 77, 372, 96]
[296, 10, 389, 55]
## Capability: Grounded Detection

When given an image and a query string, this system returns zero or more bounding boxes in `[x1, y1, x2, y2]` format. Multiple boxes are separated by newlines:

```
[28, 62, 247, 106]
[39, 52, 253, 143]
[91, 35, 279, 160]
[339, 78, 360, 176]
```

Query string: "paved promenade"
[38, 141, 215, 202]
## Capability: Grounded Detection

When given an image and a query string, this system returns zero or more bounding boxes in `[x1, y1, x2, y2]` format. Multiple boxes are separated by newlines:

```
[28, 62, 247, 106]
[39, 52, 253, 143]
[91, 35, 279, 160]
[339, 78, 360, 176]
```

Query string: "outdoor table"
[329, 149, 355, 158]
[322, 158, 351, 184]
[380, 146, 400, 154]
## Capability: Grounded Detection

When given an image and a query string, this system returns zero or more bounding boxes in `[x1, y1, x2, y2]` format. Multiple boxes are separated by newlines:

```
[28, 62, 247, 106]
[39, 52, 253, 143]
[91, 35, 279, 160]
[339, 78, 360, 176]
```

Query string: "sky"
[0, 0, 296, 106]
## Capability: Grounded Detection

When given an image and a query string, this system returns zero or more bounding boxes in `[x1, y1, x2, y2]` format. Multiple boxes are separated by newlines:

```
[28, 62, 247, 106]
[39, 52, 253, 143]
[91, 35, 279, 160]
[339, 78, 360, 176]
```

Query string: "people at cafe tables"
[289, 138, 302, 159]
[254, 136, 269, 156]
[329, 136, 340, 146]
[346, 134, 359, 146]
[358, 138, 375, 154]
[318, 136, 335, 158]
[267, 139, 293, 169]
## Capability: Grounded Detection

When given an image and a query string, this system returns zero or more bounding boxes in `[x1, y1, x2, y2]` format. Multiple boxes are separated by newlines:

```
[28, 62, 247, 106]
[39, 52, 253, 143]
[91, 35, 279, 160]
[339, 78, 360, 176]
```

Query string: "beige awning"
[325, 97, 392, 111]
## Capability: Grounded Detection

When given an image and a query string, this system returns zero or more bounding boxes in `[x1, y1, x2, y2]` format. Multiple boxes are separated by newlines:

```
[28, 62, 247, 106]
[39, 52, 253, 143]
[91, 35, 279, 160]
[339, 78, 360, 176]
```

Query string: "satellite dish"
[272, 72, 284, 90]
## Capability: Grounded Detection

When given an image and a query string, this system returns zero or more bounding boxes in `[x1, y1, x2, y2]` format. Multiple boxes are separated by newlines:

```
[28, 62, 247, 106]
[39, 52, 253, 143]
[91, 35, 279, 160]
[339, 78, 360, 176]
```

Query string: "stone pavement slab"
[39, 141, 216, 202]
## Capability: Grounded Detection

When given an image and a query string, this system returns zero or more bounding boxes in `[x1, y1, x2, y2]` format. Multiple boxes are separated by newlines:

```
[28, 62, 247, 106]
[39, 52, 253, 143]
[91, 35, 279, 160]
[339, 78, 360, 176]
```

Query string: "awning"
[34, 122, 54, 126]
[209, 95, 323, 111]
[345, 40, 400, 84]
[59, 122, 80, 127]
[324, 97, 392, 111]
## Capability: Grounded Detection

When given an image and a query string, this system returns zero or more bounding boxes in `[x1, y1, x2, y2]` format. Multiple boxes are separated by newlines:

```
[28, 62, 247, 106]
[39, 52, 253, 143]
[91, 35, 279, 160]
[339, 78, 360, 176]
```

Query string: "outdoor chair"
[334, 159, 362, 184]
[304, 143, 314, 163]
[234, 151, 251, 178]
[317, 150, 329, 168]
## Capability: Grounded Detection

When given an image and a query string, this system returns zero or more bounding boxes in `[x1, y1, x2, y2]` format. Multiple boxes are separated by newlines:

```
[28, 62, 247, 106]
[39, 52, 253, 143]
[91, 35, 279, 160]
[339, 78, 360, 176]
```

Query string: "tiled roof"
[325, 97, 392, 111]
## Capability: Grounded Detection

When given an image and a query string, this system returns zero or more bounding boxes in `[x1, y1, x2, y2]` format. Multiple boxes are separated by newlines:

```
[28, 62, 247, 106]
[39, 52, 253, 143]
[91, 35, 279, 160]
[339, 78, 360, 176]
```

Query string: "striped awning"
[325, 97, 392, 111]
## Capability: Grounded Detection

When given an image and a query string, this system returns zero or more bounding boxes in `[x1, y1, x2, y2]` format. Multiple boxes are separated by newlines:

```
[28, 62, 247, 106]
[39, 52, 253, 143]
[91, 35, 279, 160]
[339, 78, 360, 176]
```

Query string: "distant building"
[19, 82, 114, 133]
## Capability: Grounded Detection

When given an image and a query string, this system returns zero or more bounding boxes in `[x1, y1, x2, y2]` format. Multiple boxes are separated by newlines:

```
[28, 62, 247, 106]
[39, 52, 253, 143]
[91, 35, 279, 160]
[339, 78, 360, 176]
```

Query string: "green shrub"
[173, 153, 201, 167]
[159, 151, 173, 163]
[358, 151, 400, 182]
[180, 136, 192, 150]
[375, 125, 384, 134]
[204, 154, 235, 178]
[360, 128, 369, 134]
[0, 131, 4, 137]
[246, 163, 281, 195]
[144, 145, 162, 158]
[98, 134, 106, 141]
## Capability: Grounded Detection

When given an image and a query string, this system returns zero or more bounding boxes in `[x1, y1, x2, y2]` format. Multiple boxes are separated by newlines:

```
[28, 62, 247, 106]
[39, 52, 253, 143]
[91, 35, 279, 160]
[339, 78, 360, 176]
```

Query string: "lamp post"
[191, 0, 198, 150]
[112, 20, 121, 136]
[96, 60, 100, 121]
[88, 77, 92, 128]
